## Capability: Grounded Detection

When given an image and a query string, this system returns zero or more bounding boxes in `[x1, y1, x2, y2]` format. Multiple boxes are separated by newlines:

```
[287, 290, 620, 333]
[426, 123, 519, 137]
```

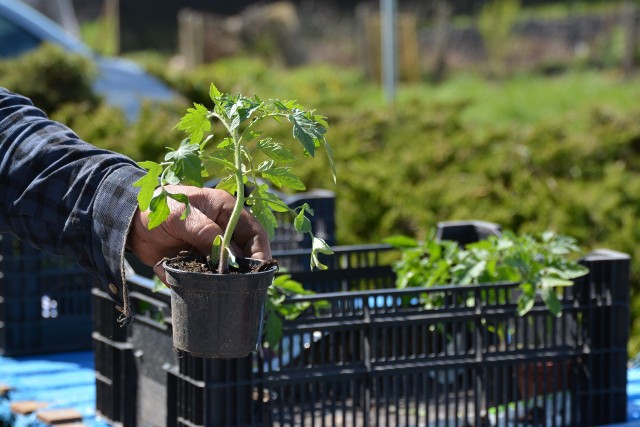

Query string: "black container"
[93, 332, 137, 427]
[164, 257, 276, 358]
[0, 233, 94, 356]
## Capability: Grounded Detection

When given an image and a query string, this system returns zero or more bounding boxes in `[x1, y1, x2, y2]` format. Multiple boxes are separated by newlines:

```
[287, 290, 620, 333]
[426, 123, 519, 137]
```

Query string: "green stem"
[218, 127, 245, 273]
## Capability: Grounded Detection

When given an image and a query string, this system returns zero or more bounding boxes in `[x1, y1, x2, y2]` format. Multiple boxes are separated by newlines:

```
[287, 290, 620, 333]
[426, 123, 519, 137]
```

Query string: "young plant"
[133, 83, 336, 272]
[385, 230, 589, 317]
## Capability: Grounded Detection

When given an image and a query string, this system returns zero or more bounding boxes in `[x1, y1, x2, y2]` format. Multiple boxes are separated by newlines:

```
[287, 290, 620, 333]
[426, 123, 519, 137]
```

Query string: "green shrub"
[0, 43, 98, 113]
[51, 101, 182, 162]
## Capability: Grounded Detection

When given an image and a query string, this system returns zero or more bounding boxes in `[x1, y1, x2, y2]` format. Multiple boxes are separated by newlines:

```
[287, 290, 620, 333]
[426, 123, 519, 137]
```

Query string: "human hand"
[126, 185, 272, 284]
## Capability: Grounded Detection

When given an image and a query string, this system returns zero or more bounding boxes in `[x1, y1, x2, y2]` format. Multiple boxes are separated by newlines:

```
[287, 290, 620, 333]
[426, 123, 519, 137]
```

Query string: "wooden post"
[178, 9, 205, 69]
[431, 1, 452, 83]
[104, 0, 119, 55]
[622, 0, 638, 76]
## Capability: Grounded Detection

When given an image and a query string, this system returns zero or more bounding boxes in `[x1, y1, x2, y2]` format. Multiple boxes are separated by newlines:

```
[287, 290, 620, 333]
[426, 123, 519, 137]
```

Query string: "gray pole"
[381, 0, 397, 103]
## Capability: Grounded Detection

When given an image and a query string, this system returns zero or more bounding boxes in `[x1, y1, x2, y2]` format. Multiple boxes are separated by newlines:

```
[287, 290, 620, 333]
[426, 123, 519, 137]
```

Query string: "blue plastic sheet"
[0, 351, 110, 426]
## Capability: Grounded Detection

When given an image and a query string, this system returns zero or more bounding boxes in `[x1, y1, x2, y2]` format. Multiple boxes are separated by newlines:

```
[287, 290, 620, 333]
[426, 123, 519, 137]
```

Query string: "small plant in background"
[134, 83, 336, 273]
[385, 229, 589, 316]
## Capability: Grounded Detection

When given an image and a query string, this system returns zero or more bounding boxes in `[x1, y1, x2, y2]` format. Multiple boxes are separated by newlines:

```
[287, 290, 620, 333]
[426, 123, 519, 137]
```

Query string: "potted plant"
[133, 83, 336, 358]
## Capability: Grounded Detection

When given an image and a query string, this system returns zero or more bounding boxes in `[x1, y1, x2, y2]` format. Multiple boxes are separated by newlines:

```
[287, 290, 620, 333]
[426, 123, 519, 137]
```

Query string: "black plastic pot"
[163, 257, 276, 358]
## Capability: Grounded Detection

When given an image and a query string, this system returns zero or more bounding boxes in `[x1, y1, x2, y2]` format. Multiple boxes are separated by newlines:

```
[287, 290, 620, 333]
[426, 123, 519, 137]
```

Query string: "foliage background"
[2, 43, 640, 354]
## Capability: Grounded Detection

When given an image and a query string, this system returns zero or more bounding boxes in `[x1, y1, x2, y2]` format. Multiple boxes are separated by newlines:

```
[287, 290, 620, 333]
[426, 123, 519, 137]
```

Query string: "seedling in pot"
[133, 83, 336, 273]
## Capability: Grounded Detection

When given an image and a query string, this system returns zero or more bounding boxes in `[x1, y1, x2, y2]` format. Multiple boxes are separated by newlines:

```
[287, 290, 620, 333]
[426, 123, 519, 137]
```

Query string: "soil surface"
[164, 252, 278, 274]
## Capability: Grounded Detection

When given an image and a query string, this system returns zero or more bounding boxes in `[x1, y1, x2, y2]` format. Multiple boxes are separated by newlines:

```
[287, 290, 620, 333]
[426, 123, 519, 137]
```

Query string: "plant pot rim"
[163, 256, 277, 292]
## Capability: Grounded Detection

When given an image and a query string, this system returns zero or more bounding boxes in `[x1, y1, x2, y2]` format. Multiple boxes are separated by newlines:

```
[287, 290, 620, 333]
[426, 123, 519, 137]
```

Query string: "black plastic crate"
[95, 241, 630, 426]
[93, 332, 137, 427]
[0, 233, 95, 356]
[252, 248, 629, 427]
[273, 243, 398, 293]
[169, 357, 267, 427]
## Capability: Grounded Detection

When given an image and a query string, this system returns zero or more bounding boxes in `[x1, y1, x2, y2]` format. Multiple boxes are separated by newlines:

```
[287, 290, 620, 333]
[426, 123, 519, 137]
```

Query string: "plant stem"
[218, 128, 245, 273]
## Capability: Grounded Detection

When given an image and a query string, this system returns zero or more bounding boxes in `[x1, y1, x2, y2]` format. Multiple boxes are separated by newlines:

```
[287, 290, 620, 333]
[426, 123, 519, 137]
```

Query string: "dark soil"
[164, 251, 278, 274]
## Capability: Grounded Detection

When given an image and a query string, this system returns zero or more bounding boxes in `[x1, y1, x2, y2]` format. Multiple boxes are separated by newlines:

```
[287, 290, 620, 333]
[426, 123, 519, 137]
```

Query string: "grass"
[394, 68, 640, 133]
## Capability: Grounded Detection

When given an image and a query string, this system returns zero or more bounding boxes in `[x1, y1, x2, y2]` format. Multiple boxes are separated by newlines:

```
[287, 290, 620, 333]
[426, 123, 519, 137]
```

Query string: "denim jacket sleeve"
[0, 87, 145, 323]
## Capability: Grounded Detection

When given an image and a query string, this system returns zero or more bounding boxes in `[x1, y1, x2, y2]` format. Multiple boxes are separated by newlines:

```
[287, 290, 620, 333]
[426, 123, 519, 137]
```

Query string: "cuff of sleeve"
[93, 164, 145, 324]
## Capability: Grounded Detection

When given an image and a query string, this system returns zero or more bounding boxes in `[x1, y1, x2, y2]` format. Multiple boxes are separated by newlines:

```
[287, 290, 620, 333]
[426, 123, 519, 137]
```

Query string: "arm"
[0, 88, 272, 324]
[0, 87, 144, 322]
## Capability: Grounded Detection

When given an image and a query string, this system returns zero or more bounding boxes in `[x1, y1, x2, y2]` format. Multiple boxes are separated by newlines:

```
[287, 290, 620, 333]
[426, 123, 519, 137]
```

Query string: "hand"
[126, 185, 272, 283]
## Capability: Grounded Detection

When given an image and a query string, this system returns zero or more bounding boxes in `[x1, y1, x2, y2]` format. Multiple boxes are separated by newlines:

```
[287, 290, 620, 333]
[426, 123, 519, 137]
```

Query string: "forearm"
[0, 88, 144, 320]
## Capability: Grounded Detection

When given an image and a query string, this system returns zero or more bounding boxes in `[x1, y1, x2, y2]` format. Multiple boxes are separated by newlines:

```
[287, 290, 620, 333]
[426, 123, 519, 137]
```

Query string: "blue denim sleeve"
[0, 87, 145, 323]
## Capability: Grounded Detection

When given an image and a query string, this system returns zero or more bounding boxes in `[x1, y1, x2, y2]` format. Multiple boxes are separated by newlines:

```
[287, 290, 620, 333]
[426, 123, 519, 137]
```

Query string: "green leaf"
[311, 236, 333, 270]
[251, 197, 278, 240]
[167, 192, 191, 220]
[540, 276, 574, 288]
[226, 247, 239, 269]
[257, 139, 297, 163]
[294, 210, 312, 234]
[264, 306, 284, 349]
[209, 82, 221, 101]
[166, 139, 204, 187]
[133, 161, 162, 211]
[215, 175, 237, 194]
[249, 185, 289, 212]
[541, 286, 563, 317]
[148, 192, 170, 229]
[517, 282, 536, 316]
[260, 166, 306, 190]
[289, 110, 326, 157]
[323, 138, 337, 184]
[273, 274, 313, 295]
[152, 276, 166, 293]
[175, 103, 211, 145]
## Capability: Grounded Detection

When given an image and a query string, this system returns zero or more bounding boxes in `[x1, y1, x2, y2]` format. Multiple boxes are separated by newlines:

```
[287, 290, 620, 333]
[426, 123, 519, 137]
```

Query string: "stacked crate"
[93, 218, 630, 426]
[0, 233, 94, 356]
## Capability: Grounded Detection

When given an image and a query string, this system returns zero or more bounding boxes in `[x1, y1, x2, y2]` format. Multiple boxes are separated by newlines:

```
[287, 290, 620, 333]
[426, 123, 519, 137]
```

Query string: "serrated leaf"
[257, 139, 297, 163]
[215, 175, 237, 194]
[167, 192, 191, 220]
[261, 167, 306, 190]
[148, 192, 170, 229]
[250, 185, 289, 212]
[166, 139, 203, 187]
[289, 110, 325, 157]
[175, 103, 211, 144]
[251, 198, 278, 240]
[133, 162, 163, 211]
[209, 83, 221, 101]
